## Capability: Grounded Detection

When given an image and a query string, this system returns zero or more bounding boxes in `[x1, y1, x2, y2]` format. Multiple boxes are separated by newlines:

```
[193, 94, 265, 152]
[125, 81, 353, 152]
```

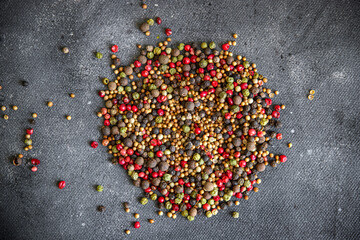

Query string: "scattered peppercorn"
[309, 89, 315, 95]
[13, 157, 22, 166]
[3, 114, 8, 120]
[22, 80, 29, 87]
[1, 106, 6, 111]
[95, 52, 103, 59]
[96, 185, 104, 192]
[58, 181, 66, 189]
[31, 166, 38, 172]
[91, 141, 98, 148]
[12, 106, 18, 111]
[134, 221, 140, 228]
[149, 219, 155, 224]
[32, 113, 38, 118]
[156, 17, 162, 25]
[165, 28, 172, 36]
[70, 93, 75, 98]
[62, 47, 69, 54]
[308, 95, 314, 100]
[288, 143, 292, 148]
[66, 115, 71, 120]
[98, 205, 106, 212]
[47, 101, 53, 107]
[141, 3, 147, 9]
[233, 33, 238, 39]
[125, 230, 130, 235]
[134, 213, 140, 219]
[232, 211, 239, 218]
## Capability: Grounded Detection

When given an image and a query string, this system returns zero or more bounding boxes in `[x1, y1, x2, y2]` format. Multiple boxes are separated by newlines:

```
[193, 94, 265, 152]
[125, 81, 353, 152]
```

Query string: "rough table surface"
[0, 0, 359, 239]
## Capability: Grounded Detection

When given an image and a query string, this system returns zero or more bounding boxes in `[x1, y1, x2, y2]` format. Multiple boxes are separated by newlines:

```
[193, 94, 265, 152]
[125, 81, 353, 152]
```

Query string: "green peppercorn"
[119, 72, 126, 78]
[95, 52, 103, 59]
[147, 52, 154, 59]
[163, 173, 171, 181]
[96, 185, 104, 192]
[150, 193, 157, 201]
[206, 211, 213, 218]
[241, 77, 248, 83]
[165, 201, 172, 210]
[210, 189, 218, 196]
[209, 41, 216, 49]
[102, 78, 109, 85]
[125, 86, 131, 92]
[132, 92, 140, 100]
[174, 198, 182, 204]
[169, 68, 176, 75]
[182, 125, 190, 133]
[223, 194, 231, 201]
[140, 197, 148, 205]
[199, 59, 208, 68]
[242, 89, 250, 97]
[243, 61, 250, 68]
[178, 43, 185, 50]
[148, 152, 154, 158]
[193, 153, 201, 161]
[200, 42, 208, 49]
[208, 199, 215, 205]
[155, 116, 163, 123]
[244, 180, 251, 188]
[131, 171, 138, 180]
[201, 198, 207, 205]
[24, 139, 32, 146]
[117, 86, 124, 92]
[187, 215, 194, 221]
[147, 19, 155, 26]
[260, 118, 269, 126]
[154, 47, 161, 55]
[181, 210, 188, 217]
[232, 211, 239, 218]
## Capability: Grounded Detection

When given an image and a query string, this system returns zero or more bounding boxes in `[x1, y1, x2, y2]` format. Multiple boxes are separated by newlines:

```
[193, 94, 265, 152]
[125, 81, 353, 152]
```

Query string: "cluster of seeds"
[308, 89, 315, 100]
[98, 37, 288, 221]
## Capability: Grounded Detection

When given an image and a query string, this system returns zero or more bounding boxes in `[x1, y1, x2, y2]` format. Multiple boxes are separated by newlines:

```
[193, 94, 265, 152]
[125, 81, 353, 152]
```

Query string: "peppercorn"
[232, 211, 239, 218]
[96, 185, 104, 192]
[141, 3, 147, 9]
[47, 101, 53, 107]
[125, 230, 130, 235]
[66, 115, 71, 120]
[12, 106, 18, 111]
[148, 219, 155, 224]
[32, 113, 38, 118]
[140, 23, 150, 33]
[95, 52, 103, 59]
[3, 114, 8, 120]
[140, 197, 148, 205]
[70, 93, 75, 98]
[1, 106, 6, 111]
[98, 205, 106, 212]
[62, 47, 69, 54]
[13, 157, 22, 166]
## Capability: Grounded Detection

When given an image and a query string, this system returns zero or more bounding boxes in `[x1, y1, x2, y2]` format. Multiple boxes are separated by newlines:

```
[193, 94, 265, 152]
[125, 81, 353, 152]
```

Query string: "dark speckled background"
[0, 0, 359, 239]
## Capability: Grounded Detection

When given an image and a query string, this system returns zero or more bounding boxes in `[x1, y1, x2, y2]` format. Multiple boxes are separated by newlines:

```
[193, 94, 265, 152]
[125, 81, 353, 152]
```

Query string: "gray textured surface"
[0, 0, 360, 239]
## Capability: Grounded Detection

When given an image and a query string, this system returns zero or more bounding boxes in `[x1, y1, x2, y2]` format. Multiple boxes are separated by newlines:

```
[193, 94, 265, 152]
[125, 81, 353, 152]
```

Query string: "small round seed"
[134, 213, 140, 219]
[125, 208, 130, 213]
[66, 115, 72, 120]
[125, 230, 130, 235]
[309, 89, 315, 95]
[1, 106, 6, 111]
[62, 47, 69, 54]
[4, 114, 9, 120]
[32, 113, 38, 118]
[308, 95, 314, 100]
[148, 219, 155, 224]
[233, 33, 238, 39]
[12, 106, 18, 111]
[70, 93, 75, 98]
[142, 3, 147, 9]
[288, 143, 292, 148]
[158, 211, 163, 216]
[47, 101, 53, 107]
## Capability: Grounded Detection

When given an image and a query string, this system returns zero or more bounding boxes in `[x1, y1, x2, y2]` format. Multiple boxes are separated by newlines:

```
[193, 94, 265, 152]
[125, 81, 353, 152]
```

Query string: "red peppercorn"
[31, 158, 40, 165]
[58, 181, 66, 189]
[132, 105, 138, 112]
[165, 28, 172, 36]
[183, 57, 190, 65]
[248, 128, 256, 136]
[274, 105, 281, 111]
[134, 60, 141, 68]
[276, 133, 282, 140]
[157, 109, 164, 116]
[178, 179, 184, 185]
[141, 70, 149, 77]
[184, 45, 191, 51]
[279, 155, 287, 162]
[235, 192, 243, 198]
[156, 151, 163, 158]
[195, 128, 201, 134]
[91, 141, 98, 149]
[111, 45, 118, 52]
[103, 119, 110, 126]
[26, 128, 34, 135]
[31, 166, 38, 172]
[156, 17, 162, 25]
[218, 147, 224, 154]
[158, 196, 165, 203]
[265, 98, 272, 106]
[98, 91, 105, 98]
[239, 160, 246, 168]
[203, 203, 210, 211]
[134, 221, 140, 229]
[222, 43, 230, 51]
[224, 112, 231, 119]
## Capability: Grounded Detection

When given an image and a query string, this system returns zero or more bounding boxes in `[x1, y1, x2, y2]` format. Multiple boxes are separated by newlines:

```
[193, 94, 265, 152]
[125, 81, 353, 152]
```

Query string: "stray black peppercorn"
[22, 80, 29, 87]
[98, 205, 106, 212]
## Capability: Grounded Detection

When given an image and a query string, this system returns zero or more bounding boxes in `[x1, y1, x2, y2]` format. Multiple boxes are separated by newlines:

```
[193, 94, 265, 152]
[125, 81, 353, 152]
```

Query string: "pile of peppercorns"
[97, 38, 287, 221]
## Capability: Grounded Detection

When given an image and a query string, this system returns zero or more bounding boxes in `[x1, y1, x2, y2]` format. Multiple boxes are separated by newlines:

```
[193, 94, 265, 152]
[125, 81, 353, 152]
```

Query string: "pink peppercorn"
[91, 141, 98, 148]
[58, 181, 66, 189]
[134, 221, 140, 229]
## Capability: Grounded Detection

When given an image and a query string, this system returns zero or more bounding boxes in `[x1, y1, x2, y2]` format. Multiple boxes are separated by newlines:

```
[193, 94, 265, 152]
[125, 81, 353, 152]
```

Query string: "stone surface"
[0, 0, 359, 239]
